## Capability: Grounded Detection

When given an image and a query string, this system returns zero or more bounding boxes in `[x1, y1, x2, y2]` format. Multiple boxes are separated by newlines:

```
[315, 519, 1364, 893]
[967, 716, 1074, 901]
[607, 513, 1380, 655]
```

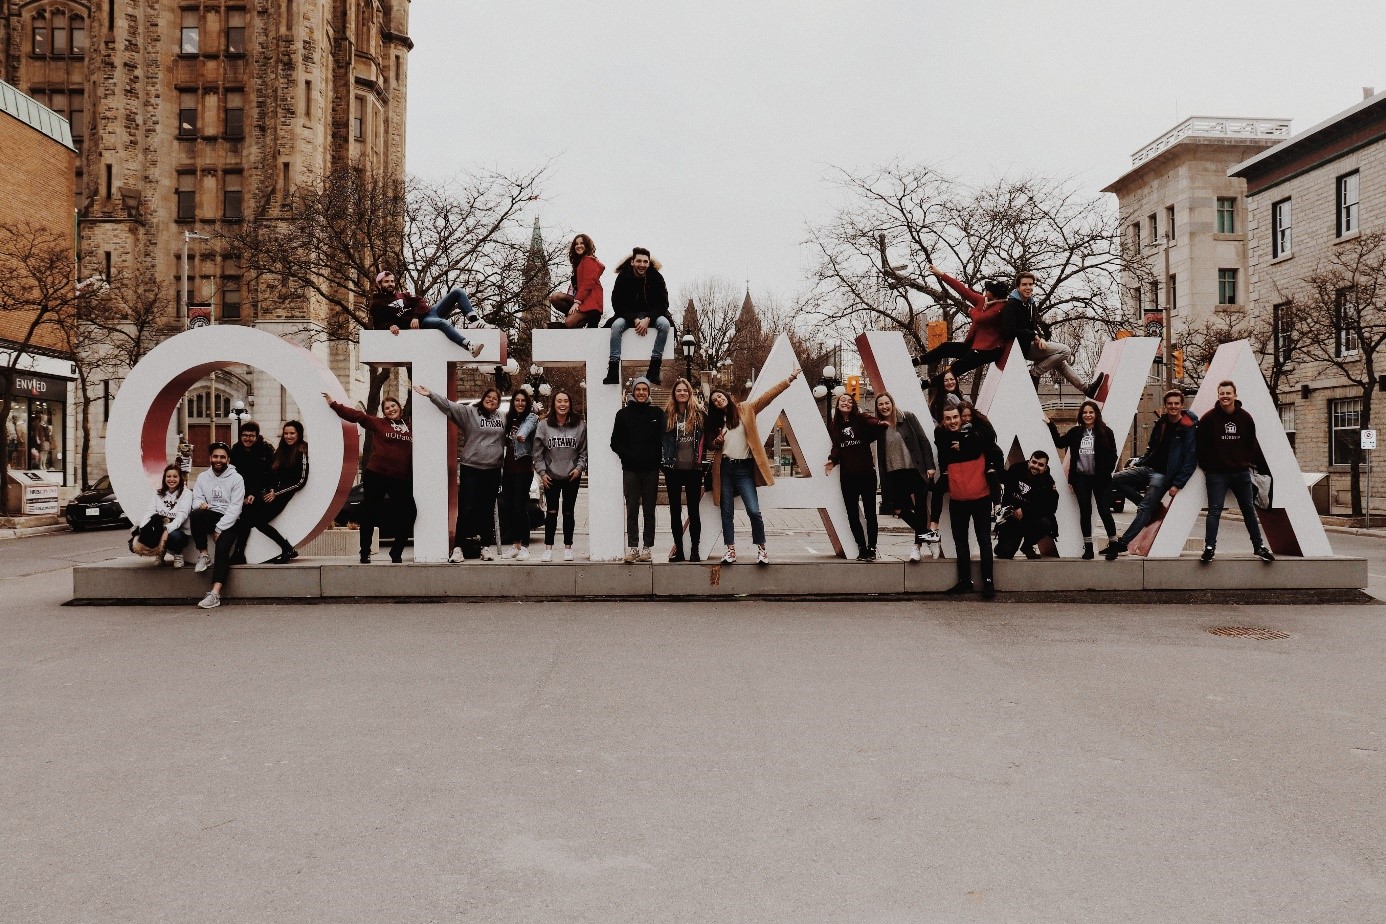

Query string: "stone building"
[0, 79, 76, 511]
[0, 0, 411, 468]
[1231, 89, 1386, 514]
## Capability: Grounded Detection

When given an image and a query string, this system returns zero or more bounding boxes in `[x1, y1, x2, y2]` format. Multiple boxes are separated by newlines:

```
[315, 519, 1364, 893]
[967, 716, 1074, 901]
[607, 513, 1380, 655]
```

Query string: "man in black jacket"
[611, 377, 666, 562]
[994, 451, 1060, 560]
[605, 248, 672, 385]
[1196, 380, 1273, 562]
[1001, 271, 1105, 398]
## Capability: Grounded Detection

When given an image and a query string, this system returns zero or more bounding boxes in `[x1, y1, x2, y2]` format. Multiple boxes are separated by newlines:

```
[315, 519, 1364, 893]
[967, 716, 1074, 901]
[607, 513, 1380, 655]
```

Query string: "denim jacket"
[661, 413, 705, 470]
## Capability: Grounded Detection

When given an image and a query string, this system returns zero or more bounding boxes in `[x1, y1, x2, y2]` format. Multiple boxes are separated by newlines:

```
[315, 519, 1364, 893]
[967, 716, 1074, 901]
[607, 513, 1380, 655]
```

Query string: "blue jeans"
[1205, 470, 1264, 549]
[720, 459, 766, 547]
[434, 287, 478, 321]
[1113, 465, 1167, 544]
[418, 307, 473, 349]
[610, 315, 671, 362]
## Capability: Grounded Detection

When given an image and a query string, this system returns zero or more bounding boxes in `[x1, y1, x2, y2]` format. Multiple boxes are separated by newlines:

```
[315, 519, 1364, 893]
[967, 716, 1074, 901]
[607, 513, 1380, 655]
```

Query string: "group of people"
[129, 237, 1277, 607]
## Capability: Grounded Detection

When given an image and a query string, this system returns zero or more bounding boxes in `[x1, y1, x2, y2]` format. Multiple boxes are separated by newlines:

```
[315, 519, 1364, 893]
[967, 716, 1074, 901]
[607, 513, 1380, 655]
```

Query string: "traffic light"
[926, 320, 948, 352]
[1173, 348, 1184, 380]
[846, 375, 862, 401]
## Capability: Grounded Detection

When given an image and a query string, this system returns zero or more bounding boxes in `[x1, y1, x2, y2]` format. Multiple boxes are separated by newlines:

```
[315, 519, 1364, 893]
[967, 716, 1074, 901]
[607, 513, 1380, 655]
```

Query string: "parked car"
[333, 476, 545, 539]
[64, 475, 129, 530]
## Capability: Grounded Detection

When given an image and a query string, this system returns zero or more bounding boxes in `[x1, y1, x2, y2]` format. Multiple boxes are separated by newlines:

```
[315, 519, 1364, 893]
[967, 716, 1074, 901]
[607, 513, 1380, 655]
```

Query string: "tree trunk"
[0, 392, 9, 516]
[358, 364, 392, 473]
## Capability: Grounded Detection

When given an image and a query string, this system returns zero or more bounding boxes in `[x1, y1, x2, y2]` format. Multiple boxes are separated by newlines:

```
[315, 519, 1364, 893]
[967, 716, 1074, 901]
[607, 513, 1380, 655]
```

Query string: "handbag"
[1250, 469, 1273, 510]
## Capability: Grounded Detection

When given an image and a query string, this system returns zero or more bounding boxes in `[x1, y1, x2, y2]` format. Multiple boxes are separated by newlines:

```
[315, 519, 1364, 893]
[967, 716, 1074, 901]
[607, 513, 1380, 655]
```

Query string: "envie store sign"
[9, 372, 66, 400]
[105, 327, 1331, 564]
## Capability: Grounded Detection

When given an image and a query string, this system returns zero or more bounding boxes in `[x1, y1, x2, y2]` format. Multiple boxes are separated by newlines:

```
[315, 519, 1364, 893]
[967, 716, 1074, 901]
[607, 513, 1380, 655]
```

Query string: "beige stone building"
[1, 0, 411, 467]
[1231, 89, 1386, 514]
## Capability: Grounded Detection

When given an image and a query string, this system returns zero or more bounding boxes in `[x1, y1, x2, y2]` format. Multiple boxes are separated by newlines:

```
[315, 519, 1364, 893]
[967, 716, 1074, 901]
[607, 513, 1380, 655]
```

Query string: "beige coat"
[710, 374, 796, 505]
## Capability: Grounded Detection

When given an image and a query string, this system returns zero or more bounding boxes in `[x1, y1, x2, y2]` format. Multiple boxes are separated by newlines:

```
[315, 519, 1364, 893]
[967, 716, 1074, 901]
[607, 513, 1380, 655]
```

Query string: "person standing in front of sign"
[1050, 400, 1119, 560]
[371, 270, 485, 358]
[611, 377, 666, 563]
[499, 389, 539, 560]
[132, 465, 192, 567]
[241, 421, 309, 564]
[327, 393, 414, 564]
[1104, 389, 1199, 560]
[532, 390, 587, 562]
[873, 393, 936, 562]
[825, 392, 888, 561]
[1196, 380, 1274, 563]
[414, 383, 506, 562]
[935, 404, 1002, 598]
[662, 378, 707, 562]
[191, 441, 245, 609]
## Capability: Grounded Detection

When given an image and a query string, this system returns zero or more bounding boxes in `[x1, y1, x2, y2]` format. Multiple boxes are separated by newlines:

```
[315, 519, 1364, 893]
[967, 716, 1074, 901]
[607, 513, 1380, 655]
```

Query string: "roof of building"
[1102, 116, 1291, 193]
[0, 79, 75, 151]
[1230, 89, 1386, 185]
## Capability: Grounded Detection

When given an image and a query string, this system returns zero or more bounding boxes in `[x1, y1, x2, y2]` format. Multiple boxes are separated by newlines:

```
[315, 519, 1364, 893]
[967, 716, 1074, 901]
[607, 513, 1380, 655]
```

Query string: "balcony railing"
[1131, 117, 1291, 167]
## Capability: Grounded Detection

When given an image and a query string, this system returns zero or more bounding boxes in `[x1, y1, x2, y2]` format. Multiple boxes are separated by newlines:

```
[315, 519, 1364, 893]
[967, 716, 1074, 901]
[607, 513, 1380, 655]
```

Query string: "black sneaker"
[1103, 541, 1126, 561]
[359, 551, 371, 565]
[944, 580, 975, 595]
[980, 578, 996, 600]
[865, 547, 877, 561]
[1255, 546, 1275, 563]
[1083, 372, 1108, 398]
[1200, 545, 1215, 563]
[669, 549, 686, 563]
[1021, 545, 1041, 560]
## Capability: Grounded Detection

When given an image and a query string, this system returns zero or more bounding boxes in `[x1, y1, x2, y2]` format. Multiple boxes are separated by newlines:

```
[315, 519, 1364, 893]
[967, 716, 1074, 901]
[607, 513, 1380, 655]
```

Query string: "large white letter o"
[107, 327, 358, 563]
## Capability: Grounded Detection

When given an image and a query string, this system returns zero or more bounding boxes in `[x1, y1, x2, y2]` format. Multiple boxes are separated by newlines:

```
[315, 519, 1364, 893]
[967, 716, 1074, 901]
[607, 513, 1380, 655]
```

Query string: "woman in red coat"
[912, 266, 1008, 378]
[551, 234, 605, 328]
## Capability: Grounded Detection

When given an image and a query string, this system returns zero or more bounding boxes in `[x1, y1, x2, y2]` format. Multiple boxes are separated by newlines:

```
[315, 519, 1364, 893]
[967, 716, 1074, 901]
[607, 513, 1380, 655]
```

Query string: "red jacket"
[937, 272, 1005, 351]
[573, 255, 605, 317]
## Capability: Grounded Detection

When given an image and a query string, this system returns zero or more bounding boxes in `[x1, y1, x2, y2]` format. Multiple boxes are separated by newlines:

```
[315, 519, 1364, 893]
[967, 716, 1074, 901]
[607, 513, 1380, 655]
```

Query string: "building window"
[1149, 280, 1159, 313]
[223, 172, 243, 219]
[71, 14, 85, 53]
[224, 90, 244, 137]
[177, 90, 197, 137]
[352, 96, 365, 140]
[1336, 289, 1361, 356]
[221, 258, 242, 320]
[1330, 398, 1362, 466]
[1338, 171, 1360, 237]
[180, 9, 200, 54]
[1273, 302, 1294, 364]
[1167, 274, 1177, 315]
[303, 79, 312, 120]
[5, 397, 64, 478]
[1129, 221, 1140, 251]
[1278, 404, 1296, 451]
[32, 12, 48, 54]
[226, 8, 246, 54]
[50, 9, 68, 55]
[176, 172, 196, 220]
[1165, 205, 1175, 241]
[1218, 269, 1237, 306]
[69, 90, 84, 141]
[1272, 198, 1292, 258]
[1217, 197, 1236, 233]
[1147, 213, 1157, 242]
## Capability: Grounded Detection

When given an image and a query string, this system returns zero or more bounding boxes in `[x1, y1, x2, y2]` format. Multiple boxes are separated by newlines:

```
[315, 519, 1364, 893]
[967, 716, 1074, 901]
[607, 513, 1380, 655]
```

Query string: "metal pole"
[1367, 447, 1372, 528]
[1162, 242, 1173, 392]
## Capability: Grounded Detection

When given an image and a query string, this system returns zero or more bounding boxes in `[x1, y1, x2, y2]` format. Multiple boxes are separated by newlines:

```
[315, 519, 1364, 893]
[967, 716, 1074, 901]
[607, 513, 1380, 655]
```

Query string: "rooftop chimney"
[1365, 87, 1377, 100]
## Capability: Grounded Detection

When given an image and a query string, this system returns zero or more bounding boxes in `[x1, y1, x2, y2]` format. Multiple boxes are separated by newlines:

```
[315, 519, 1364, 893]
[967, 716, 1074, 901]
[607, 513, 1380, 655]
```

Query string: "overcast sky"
[406, 0, 1384, 302]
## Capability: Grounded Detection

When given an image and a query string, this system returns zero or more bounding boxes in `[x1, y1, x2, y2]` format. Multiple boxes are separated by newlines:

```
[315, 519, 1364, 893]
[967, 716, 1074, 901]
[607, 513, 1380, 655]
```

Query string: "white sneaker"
[624, 547, 639, 563]
[921, 529, 940, 544]
[194, 553, 210, 573]
[464, 315, 489, 329]
[480, 547, 497, 561]
[503, 547, 520, 559]
[756, 546, 769, 566]
[449, 547, 464, 563]
[516, 548, 530, 561]
[540, 549, 553, 562]
[468, 342, 484, 359]
[562, 548, 574, 561]
[172, 554, 185, 569]
[721, 547, 737, 565]
[909, 544, 922, 562]
[161, 552, 173, 565]
[197, 591, 220, 609]
[637, 547, 652, 562]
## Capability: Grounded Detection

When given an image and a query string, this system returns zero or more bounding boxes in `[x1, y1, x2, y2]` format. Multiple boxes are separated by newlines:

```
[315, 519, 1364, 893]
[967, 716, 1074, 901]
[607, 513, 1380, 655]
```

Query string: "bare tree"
[807, 164, 1128, 368]
[1293, 230, 1386, 515]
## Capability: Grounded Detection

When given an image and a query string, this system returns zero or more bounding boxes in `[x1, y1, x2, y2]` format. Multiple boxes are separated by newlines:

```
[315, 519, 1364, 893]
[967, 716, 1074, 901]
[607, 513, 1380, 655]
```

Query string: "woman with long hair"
[662, 377, 706, 562]
[913, 268, 1009, 377]
[500, 389, 540, 560]
[1053, 399, 1118, 559]
[243, 420, 309, 563]
[326, 391, 414, 564]
[415, 383, 506, 562]
[873, 393, 936, 562]
[550, 234, 605, 328]
[928, 368, 965, 423]
[532, 390, 587, 561]
[707, 369, 801, 565]
[132, 464, 193, 566]
[825, 392, 888, 560]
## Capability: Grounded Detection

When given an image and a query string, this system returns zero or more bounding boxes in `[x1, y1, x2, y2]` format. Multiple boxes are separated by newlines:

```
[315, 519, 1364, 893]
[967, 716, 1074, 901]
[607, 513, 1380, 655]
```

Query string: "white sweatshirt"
[139, 487, 192, 531]
[192, 464, 246, 533]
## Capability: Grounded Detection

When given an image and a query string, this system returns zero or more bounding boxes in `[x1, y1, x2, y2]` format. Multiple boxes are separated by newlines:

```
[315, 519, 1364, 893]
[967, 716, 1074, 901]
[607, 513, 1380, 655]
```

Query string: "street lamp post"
[182, 229, 213, 442]
[813, 364, 844, 420]
[680, 334, 696, 384]
[230, 399, 249, 439]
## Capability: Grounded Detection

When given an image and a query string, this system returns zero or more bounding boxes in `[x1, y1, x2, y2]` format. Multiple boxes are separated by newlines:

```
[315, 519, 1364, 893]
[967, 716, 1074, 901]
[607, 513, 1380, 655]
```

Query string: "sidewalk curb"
[0, 524, 71, 541]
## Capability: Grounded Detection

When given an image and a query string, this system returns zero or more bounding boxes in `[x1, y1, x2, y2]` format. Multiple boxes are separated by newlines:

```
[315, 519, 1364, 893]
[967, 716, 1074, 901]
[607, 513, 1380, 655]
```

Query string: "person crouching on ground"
[936, 405, 1001, 598]
[994, 451, 1059, 560]
[611, 377, 665, 563]
[414, 383, 506, 562]
[132, 464, 192, 567]
[825, 392, 888, 561]
[190, 442, 245, 609]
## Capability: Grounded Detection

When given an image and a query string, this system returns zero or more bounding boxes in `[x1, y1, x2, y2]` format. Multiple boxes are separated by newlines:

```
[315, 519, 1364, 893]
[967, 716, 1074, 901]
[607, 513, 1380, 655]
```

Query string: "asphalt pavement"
[3, 525, 1385, 922]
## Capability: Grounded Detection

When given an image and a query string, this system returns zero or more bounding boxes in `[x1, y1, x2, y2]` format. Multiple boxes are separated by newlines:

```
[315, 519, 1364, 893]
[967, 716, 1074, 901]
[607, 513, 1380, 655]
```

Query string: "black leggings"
[456, 465, 501, 547]
[840, 470, 878, 552]
[883, 469, 929, 540]
[243, 494, 292, 552]
[664, 468, 703, 555]
[499, 469, 532, 546]
[361, 470, 415, 558]
[1071, 473, 1117, 541]
[948, 497, 993, 584]
[543, 476, 580, 546]
[920, 343, 1004, 378]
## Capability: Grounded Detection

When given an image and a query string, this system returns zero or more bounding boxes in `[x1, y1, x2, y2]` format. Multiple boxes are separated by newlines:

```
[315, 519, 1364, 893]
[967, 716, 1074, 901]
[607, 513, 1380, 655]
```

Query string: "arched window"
[70, 14, 86, 54]
[31, 11, 48, 55]
[51, 9, 68, 55]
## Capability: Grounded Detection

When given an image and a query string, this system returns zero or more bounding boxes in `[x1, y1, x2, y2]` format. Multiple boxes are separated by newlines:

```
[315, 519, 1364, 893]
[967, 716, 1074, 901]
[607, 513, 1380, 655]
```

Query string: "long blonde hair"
[664, 377, 704, 431]
[874, 392, 899, 427]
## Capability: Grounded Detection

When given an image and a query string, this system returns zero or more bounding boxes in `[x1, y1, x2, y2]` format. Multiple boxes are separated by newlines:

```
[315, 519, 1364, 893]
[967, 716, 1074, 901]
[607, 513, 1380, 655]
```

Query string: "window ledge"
[1271, 252, 1294, 265]
[1212, 232, 1245, 242]
[1335, 230, 1362, 245]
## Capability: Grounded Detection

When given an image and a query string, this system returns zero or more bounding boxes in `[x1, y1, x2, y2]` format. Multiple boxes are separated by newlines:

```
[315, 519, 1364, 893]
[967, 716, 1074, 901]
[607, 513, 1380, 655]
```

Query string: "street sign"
[1362, 429, 1377, 450]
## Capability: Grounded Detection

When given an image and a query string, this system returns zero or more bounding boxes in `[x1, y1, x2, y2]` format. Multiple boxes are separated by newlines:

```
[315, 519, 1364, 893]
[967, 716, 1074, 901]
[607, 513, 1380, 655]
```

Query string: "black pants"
[921, 343, 1004, 378]
[623, 470, 659, 548]
[544, 476, 581, 546]
[948, 497, 993, 584]
[243, 494, 293, 553]
[499, 469, 533, 546]
[456, 465, 501, 547]
[190, 507, 242, 585]
[1071, 473, 1116, 541]
[840, 470, 879, 552]
[994, 513, 1055, 559]
[883, 469, 929, 540]
[361, 470, 415, 558]
[664, 467, 703, 555]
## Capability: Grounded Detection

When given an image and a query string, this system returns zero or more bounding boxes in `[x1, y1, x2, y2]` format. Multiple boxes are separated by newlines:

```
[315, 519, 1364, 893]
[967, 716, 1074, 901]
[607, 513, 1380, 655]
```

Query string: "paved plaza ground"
[3, 527, 1385, 922]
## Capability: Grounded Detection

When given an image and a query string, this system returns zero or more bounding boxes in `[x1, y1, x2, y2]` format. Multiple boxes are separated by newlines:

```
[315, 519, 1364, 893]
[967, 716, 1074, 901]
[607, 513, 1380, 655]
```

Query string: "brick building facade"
[0, 0, 411, 473]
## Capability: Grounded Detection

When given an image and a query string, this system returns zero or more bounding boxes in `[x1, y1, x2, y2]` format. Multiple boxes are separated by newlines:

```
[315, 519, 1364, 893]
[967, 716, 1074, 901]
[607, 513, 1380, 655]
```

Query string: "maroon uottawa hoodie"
[330, 401, 413, 480]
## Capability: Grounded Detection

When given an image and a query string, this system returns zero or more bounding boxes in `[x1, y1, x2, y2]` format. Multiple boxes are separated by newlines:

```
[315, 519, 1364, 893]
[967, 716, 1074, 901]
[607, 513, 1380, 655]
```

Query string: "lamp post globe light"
[230, 398, 249, 438]
[680, 334, 697, 383]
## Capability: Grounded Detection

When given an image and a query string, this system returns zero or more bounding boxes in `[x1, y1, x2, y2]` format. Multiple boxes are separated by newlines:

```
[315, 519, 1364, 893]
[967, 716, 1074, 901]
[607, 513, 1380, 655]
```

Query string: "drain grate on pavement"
[1207, 626, 1290, 640]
